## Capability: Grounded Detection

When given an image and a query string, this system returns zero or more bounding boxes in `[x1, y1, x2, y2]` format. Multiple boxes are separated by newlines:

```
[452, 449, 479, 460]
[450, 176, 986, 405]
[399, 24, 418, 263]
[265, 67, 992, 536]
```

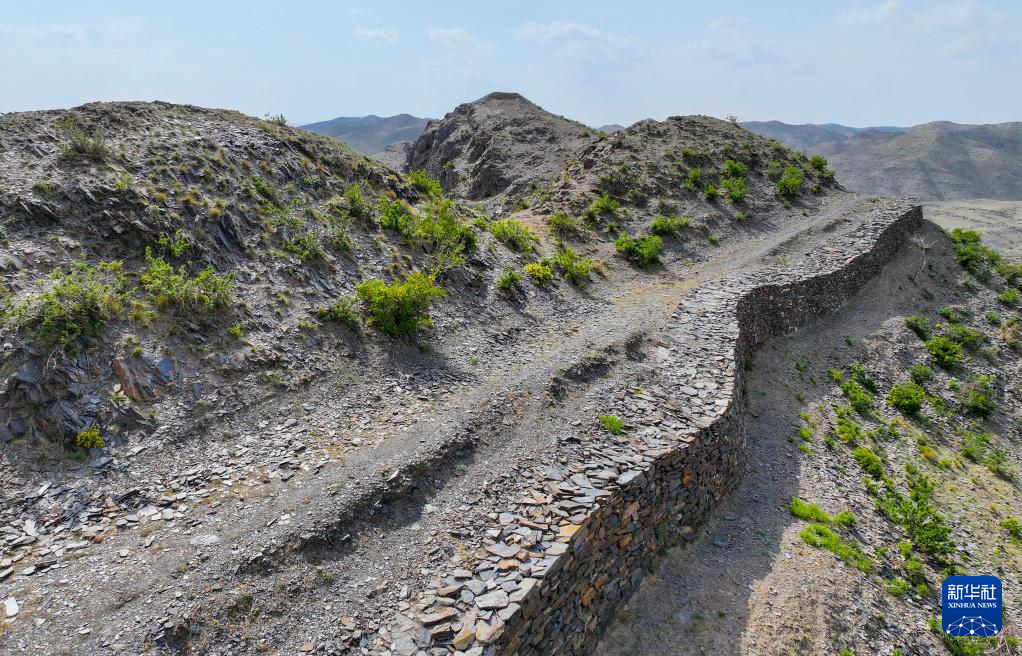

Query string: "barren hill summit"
[404, 91, 600, 209]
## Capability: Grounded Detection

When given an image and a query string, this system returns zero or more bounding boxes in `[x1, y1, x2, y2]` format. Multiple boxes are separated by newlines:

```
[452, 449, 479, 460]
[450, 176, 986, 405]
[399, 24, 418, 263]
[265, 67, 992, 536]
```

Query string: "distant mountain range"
[743, 120, 1022, 200]
[300, 111, 1022, 201]
[300, 114, 431, 155]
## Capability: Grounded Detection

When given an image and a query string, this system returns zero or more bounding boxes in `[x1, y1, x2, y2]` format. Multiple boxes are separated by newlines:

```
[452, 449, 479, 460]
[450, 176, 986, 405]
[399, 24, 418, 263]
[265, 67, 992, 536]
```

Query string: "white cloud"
[708, 15, 747, 30]
[427, 27, 479, 50]
[835, 1, 901, 26]
[353, 27, 398, 44]
[514, 21, 643, 63]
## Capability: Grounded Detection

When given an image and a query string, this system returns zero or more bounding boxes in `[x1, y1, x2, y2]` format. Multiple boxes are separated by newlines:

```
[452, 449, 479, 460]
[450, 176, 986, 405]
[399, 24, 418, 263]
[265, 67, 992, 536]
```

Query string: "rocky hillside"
[404, 92, 600, 210]
[744, 120, 1022, 201]
[300, 113, 430, 155]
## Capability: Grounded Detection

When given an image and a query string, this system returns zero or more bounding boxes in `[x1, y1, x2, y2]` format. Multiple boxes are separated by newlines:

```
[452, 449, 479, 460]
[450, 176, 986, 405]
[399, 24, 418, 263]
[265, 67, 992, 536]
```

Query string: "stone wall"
[375, 204, 922, 656]
[493, 205, 923, 655]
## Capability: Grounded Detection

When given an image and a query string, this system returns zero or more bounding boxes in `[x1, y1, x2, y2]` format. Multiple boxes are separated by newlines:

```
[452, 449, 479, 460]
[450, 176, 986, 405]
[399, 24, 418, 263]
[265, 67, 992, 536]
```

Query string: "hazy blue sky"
[3, 1, 1020, 127]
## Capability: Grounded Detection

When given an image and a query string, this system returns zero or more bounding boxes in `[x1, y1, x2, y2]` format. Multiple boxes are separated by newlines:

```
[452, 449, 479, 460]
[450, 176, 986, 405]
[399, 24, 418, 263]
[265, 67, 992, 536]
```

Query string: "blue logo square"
[942, 575, 1002, 637]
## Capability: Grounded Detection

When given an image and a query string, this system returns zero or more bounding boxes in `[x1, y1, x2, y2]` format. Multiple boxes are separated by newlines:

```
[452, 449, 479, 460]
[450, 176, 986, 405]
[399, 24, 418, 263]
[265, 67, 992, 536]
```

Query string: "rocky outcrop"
[404, 92, 598, 208]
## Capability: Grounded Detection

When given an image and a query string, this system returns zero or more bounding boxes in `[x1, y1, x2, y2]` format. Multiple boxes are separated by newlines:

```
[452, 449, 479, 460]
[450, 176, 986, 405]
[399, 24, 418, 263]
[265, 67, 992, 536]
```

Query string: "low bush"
[946, 323, 983, 349]
[703, 184, 719, 202]
[599, 414, 624, 435]
[876, 463, 955, 559]
[547, 211, 583, 236]
[840, 379, 874, 415]
[10, 261, 124, 352]
[524, 262, 554, 287]
[489, 218, 536, 252]
[378, 198, 413, 234]
[721, 177, 746, 204]
[614, 233, 662, 267]
[909, 363, 934, 384]
[140, 248, 235, 313]
[853, 447, 885, 479]
[775, 165, 804, 197]
[683, 168, 701, 190]
[949, 228, 1000, 282]
[800, 524, 872, 573]
[885, 578, 910, 597]
[584, 192, 620, 222]
[904, 314, 930, 339]
[317, 296, 360, 331]
[551, 243, 593, 287]
[408, 170, 442, 199]
[75, 425, 104, 449]
[925, 337, 963, 368]
[355, 272, 445, 337]
[649, 214, 692, 237]
[788, 497, 831, 523]
[496, 267, 522, 291]
[57, 115, 110, 163]
[724, 159, 748, 178]
[888, 381, 926, 415]
[999, 287, 1020, 305]
[1002, 518, 1022, 544]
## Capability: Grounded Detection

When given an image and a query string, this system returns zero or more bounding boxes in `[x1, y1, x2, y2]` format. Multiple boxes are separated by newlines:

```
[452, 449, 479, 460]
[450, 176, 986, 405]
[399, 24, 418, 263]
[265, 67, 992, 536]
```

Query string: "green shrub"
[57, 115, 110, 163]
[599, 414, 624, 435]
[489, 218, 536, 252]
[904, 314, 931, 339]
[157, 229, 191, 257]
[840, 379, 874, 415]
[355, 272, 445, 337]
[985, 311, 1001, 325]
[959, 430, 991, 462]
[1002, 518, 1022, 544]
[877, 464, 955, 558]
[10, 261, 124, 352]
[885, 578, 910, 597]
[909, 363, 934, 384]
[961, 387, 995, 417]
[888, 381, 926, 415]
[946, 323, 983, 349]
[800, 524, 872, 573]
[724, 159, 748, 178]
[496, 267, 522, 291]
[547, 211, 583, 236]
[75, 425, 104, 449]
[925, 337, 963, 368]
[614, 233, 662, 267]
[414, 199, 476, 270]
[999, 287, 1020, 305]
[808, 155, 829, 173]
[852, 447, 885, 479]
[833, 511, 856, 527]
[140, 248, 234, 313]
[703, 184, 719, 201]
[788, 497, 831, 523]
[408, 170, 442, 198]
[649, 215, 692, 236]
[584, 192, 620, 221]
[551, 243, 593, 287]
[766, 160, 784, 180]
[683, 168, 701, 190]
[343, 183, 372, 222]
[775, 165, 803, 197]
[378, 198, 413, 234]
[317, 296, 360, 331]
[524, 262, 554, 287]
[949, 228, 1000, 282]
[834, 415, 862, 444]
[721, 177, 746, 204]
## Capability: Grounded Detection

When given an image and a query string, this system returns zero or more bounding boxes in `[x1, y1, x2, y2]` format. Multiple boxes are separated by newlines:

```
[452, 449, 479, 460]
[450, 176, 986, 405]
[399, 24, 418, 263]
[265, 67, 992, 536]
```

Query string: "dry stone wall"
[377, 204, 922, 656]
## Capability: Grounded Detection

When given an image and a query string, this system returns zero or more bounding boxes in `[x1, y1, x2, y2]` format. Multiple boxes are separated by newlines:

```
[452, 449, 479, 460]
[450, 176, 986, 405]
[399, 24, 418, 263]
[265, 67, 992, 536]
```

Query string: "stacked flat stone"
[374, 204, 922, 656]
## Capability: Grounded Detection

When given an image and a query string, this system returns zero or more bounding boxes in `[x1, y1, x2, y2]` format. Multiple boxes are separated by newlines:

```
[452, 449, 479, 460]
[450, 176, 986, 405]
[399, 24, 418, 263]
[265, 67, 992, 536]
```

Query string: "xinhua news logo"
[941, 575, 1002, 637]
